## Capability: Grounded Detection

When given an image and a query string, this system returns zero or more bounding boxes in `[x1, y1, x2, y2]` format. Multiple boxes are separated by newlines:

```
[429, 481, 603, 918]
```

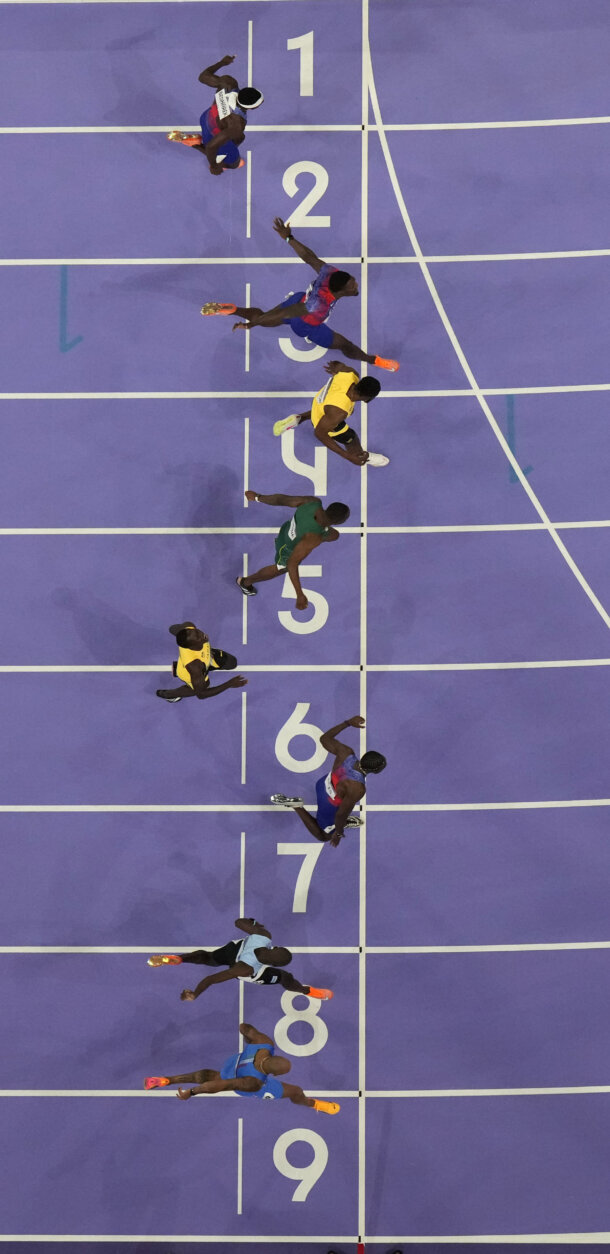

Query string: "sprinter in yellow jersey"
[156, 621, 246, 703]
[273, 361, 389, 467]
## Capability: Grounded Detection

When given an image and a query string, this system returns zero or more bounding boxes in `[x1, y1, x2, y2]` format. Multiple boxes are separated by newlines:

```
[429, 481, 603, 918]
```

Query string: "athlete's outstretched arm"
[281, 1082, 316, 1107]
[189, 671, 248, 700]
[181, 963, 249, 999]
[273, 217, 324, 272]
[276, 970, 314, 994]
[179, 1076, 260, 1098]
[240, 1022, 275, 1046]
[320, 715, 365, 760]
[235, 917, 272, 937]
[245, 490, 318, 508]
[198, 55, 239, 90]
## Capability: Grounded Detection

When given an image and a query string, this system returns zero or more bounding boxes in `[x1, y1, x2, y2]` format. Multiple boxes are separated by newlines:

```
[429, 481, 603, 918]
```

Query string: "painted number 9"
[273, 1128, 328, 1202]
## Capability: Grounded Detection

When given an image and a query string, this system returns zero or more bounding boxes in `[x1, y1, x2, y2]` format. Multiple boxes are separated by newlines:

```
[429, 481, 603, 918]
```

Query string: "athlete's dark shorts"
[172, 648, 237, 679]
[184, 940, 282, 983]
[279, 292, 335, 348]
[330, 426, 357, 445]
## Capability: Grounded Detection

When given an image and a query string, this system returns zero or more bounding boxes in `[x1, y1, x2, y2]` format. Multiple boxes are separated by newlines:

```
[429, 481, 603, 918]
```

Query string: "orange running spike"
[373, 356, 400, 372]
[307, 987, 334, 1000]
[200, 302, 237, 317]
[147, 954, 182, 967]
[313, 1099, 340, 1114]
[144, 1076, 170, 1090]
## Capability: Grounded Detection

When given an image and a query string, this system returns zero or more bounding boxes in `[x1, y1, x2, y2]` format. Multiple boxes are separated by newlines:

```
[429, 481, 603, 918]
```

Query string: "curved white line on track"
[365, 44, 610, 634]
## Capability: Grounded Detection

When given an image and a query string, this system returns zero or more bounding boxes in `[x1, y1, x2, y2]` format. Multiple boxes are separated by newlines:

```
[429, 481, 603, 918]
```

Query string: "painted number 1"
[287, 30, 314, 96]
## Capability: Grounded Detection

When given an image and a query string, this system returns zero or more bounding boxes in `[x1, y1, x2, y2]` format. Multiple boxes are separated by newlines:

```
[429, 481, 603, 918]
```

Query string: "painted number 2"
[273, 1128, 328, 1201]
[283, 162, 330, 229]
[287, 30, 314, 96]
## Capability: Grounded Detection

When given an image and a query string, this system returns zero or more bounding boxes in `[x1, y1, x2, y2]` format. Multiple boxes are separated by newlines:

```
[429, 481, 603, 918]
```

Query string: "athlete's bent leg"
[292, 805, 330, 841]
[240, 564, 283, 589]
[156, 684, 196, 700]
[167, 1069, 219, 1086]
[330, 331, 377, 365]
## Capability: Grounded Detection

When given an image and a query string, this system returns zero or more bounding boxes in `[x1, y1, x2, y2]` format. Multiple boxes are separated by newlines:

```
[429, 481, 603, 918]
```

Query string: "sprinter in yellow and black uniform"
[272, 360, 389, 468]
[156, 621, 247, 703]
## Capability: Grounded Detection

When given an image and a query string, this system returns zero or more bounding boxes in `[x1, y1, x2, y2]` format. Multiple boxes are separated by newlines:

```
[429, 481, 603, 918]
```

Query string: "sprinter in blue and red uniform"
[271, 715, 386, 847]
[201, 217, 400, 370]
[167, 54, 263, 175]
[144, 1021, 339, 1113]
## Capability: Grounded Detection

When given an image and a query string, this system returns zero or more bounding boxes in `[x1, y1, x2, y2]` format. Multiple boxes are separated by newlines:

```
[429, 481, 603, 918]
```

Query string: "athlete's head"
[265, 946, 292, 967]
[356, 376, 381, 402]
[265, 1055, 291, 1076]
[360, 750, 387, 775]
[176, 627, 207, 649]
[237, 87, 264, 110]
[325, 502, 350, 526]
[328, 270, 359, 297]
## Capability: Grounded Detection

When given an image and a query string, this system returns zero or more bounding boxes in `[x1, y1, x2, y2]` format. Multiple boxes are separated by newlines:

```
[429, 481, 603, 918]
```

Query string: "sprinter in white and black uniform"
[147, 916, 333, 1001]
[167, 54, 263, 175]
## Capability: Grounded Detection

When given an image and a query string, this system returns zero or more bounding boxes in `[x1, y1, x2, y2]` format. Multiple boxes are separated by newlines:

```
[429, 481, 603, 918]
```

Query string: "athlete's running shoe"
[307, 987, 334, 1000]
[236, 576, 257, 596]
[147, 954, 183, 967]
[313, 1099, 340, 1114]
[373, 356, 399, 372]
[367, 452, 390, 467]
[144, 1076, 170, 1090]
[270, 793, 304, 807]
[156, 691, 182, 702]
[167, 131, 201, 147]
[200, 302, 237, 316]
[345, 816, 364, 827]
[273, 414, 300, 437]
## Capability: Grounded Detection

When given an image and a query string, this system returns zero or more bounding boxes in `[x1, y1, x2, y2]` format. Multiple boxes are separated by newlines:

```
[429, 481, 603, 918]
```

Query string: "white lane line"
[245, 151, 252, 237]
[1, 1086, 609, 1098]
[240, 691, 247, 784]
[243, 417, 250, 503]
[359, 2, 369, 1238]
[247, 18, 253, 87]
[236, 1117, 243, 1214]
[0, 946, 357, 954]
[0, 1241, 356, 1248]
[241, 554, 248, 645]
[369, 942, 610, 953]
[3, 116, 610, 131]
[0, 522, 610, 536]
[244, 281, 251, 373]
[367, 46, 610, 635]
[0, 800, 608, 812]
[3, 383, 610, 399]
[3, 249, 610, 266]
[1, 660, 610, 673]
[368, 1238, 610, 1246]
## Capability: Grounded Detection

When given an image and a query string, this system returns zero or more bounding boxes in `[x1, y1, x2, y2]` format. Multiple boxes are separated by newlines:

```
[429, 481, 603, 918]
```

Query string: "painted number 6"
[273, 1128, 328, 1202]
[283, 161, 330, 229]
[274, 702, 327, 773]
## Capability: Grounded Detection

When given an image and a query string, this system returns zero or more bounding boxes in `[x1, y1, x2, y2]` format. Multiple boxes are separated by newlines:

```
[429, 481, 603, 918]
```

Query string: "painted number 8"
[273, 1128, 328, 1202]
[274, 990, 328, 1056]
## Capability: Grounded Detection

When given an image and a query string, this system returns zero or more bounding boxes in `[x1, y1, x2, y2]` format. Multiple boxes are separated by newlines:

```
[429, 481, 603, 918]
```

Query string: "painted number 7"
[287, 31, 314, 96]
[277, 842, 324, 912]
[273, 1128, 328, 1201]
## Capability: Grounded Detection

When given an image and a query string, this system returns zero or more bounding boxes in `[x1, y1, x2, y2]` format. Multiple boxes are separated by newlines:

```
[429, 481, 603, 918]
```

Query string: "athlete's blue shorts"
[315, 774, 339, 832]
[199, 111, 242, 168]
[279, 293, 335, 348]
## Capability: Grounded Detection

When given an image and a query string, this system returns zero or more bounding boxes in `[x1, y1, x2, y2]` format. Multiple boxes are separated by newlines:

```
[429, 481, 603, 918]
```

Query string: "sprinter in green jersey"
[236, 491, 350, 612]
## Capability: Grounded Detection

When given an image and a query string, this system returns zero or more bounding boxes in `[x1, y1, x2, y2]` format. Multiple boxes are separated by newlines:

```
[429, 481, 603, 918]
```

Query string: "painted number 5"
[287, 31, 314, 96]
[283, 161, 330, 229]
[278, 565, 329, 635]
[273, 1129, 328, 1202]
